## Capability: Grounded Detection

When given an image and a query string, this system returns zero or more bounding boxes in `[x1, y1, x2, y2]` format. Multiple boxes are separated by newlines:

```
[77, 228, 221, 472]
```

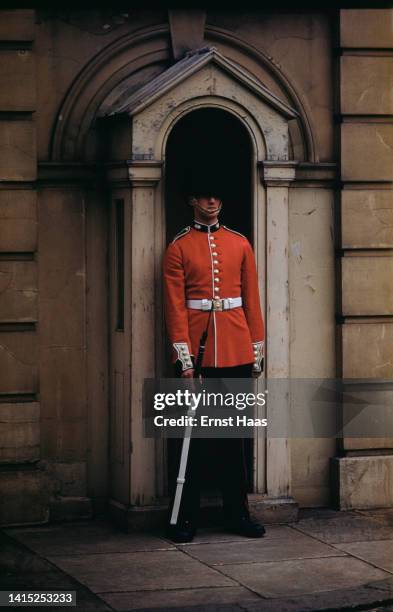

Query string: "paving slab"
[218, 556, 390, 598]
[0, 531, 111, 610]
[242, 577, 393, 612]
[49, 550, 237, 593]
[5, 521, 173, 556]
[293, 512, 393, 543]
[182, 535, 347, 566]
[101, 586, 260, 611]
[336, 539, 393, 573]
[159, 525, 308, 546]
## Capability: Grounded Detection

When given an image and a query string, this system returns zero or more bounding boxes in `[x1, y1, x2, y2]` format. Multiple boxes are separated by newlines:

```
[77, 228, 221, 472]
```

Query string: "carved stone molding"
[168, 9, 206, 60]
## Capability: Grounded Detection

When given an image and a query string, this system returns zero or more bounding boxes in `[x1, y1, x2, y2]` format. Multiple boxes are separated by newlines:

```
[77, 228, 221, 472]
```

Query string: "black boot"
[166, 520, 196, 543]
[226, 514, 266, 538]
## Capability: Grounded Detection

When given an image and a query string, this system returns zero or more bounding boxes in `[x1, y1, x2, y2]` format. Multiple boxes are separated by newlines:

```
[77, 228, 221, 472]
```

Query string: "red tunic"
[163, 221, 265, 371]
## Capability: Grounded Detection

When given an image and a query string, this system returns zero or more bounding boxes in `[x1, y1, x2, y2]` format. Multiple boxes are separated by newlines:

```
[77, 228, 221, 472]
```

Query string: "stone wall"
[0, 10, 45, 524]
[334, 9, 393, 509]
[1, 8, 392, 525]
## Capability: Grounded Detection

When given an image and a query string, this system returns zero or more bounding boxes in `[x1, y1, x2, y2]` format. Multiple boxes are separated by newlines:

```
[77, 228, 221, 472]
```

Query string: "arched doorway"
[100, 47, 299, 525]
[165, 108, 252, 243]
[164, 108, 255, 506]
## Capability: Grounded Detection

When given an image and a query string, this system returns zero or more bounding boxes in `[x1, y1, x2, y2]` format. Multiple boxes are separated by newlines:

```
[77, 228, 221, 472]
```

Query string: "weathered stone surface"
[48, 496, 92, 523]
[342, 190, 393, 248]
[6, 513, 393, 610]
[219, 556, 389, 598]
[40, 347, 86, 421]
[338, 382, 393, 449]
[341, 57, 393, 115]
[40, 418, 87, 462]
[341, 9, 393, 48]
[336, 540, 393, 573]
[0, 261, 37, 322]
[344, 437, 393, 451]
[0, 10, 35, 41]
[0, 402, 39, 463]
[179, 525, 306, 545]
[0, 50, 35, 111]
[248, 496, 298, 525]
[288, 189, 336, 508]
[102, 587, 259, 610]
[0, 470, 48, 526]
[341, 124, 393, 182]
[0, 331, 38, 393]
[342, 256, 393, 315]
[342, 323, 393, 378]
[0, 532, 112, 609]
[6, 520, 173, 556]
[0, 121, 36, 181]
[292, 438, 336, 508]
[289, 189, 336, 377]
[131, 60, 291, 161]
[49, 550, 236, 593]
[332, 456, 393, 510]
[184, 535, 346, 566]
[168, 9, 206, 60]
[43, 461, 87, 497]
[244, 578, 393, 611]
[0, 190, 37, 252]
[38, 189, 86, 348]
[38, 189, 87, 468]
[357, 508, 393, 525]
[294, 509, 393, 543]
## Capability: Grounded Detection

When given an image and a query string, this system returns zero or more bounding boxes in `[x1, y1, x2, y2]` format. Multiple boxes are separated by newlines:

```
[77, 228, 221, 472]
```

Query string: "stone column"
[128, 161, 162, 511]
[262, 161, 297, 505]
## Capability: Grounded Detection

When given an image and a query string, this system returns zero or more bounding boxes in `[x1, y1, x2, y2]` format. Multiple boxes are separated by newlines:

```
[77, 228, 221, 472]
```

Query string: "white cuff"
[173, 342, 194, 371]
[252, 340, 264, 372]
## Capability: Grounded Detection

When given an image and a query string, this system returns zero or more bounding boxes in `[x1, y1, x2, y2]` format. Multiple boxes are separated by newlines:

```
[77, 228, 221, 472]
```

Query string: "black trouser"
[168, 363, 253, 527]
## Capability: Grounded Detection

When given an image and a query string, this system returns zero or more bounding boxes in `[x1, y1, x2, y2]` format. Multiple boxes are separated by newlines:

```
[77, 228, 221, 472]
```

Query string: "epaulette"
[222, 225, 247, 239]
[171, 226, 191, 243]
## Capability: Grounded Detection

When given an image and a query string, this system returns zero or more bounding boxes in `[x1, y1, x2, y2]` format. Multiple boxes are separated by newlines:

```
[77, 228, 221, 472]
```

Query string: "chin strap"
[193, 202, 222, 217]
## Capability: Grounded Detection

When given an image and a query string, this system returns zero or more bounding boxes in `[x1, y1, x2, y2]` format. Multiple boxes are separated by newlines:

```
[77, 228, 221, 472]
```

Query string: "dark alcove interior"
[165, 108, 253, 244]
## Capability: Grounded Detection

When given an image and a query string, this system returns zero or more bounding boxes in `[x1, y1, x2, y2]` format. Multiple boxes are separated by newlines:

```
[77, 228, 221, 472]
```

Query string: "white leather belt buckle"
[213, 298, 223, 311]
[186, 297, 242, 311]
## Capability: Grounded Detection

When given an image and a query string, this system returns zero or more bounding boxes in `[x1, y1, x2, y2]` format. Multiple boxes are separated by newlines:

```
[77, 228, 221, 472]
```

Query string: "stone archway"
[100, 46, 299, 526]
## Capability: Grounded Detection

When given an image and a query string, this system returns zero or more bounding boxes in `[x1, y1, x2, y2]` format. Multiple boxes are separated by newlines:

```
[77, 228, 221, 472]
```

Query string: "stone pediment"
[108, 46, 297, 120]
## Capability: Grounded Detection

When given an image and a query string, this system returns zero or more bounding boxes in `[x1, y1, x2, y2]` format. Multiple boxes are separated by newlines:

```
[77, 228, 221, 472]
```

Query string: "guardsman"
[163, 184, 265, 543]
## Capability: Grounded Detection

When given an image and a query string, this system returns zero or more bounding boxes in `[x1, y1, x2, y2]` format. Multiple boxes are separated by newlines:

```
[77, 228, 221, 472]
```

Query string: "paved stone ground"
[2, 509, 393, 611]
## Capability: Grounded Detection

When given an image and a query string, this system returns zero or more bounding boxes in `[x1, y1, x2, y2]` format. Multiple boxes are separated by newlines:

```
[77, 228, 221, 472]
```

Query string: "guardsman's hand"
[181, 368, 195, 378]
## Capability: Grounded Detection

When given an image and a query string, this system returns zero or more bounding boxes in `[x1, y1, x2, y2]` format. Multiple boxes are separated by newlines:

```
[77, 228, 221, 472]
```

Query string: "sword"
[169, 304, 214, 526]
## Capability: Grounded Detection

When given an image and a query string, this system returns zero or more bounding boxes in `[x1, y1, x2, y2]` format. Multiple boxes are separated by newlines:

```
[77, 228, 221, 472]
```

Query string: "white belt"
[186, 297, 242, 312]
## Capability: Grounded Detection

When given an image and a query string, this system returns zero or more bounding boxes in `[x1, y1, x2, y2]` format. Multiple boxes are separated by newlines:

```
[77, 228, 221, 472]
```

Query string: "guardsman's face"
[192, 196, 222, 222]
